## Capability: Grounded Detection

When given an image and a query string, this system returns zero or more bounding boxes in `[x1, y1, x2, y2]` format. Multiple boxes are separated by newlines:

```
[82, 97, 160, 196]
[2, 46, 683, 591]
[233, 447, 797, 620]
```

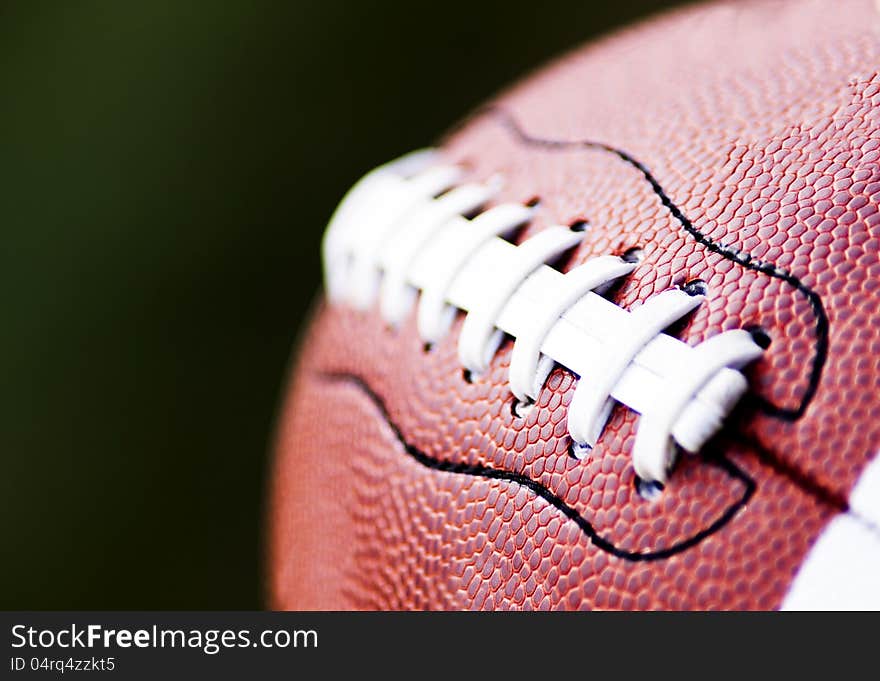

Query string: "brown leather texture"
[268, 0, 880, 609]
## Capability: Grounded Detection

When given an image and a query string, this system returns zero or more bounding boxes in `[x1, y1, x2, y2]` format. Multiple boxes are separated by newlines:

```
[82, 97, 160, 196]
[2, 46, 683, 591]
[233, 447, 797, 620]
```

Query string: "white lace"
[322, 150, 764, 484]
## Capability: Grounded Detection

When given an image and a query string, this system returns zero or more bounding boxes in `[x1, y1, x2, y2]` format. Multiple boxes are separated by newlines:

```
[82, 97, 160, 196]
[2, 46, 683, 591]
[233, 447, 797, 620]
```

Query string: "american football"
[269, 0, 880, 610]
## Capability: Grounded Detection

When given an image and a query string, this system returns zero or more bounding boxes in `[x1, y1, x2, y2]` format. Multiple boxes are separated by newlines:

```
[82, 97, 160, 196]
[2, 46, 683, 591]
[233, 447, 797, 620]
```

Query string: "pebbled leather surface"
[269, 0, 880, 609]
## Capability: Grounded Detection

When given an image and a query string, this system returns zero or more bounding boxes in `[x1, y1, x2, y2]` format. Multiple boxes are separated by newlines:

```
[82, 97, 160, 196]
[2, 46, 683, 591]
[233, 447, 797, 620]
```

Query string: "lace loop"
[508, 255, 634, 402]
[631, 329, 759, 482]
[567, 289, 703, 448]
[323, 150, 438, 303]
[416, 204, 533, 344]
[458, 226, 582, 374]
[379, 182, 498, 327]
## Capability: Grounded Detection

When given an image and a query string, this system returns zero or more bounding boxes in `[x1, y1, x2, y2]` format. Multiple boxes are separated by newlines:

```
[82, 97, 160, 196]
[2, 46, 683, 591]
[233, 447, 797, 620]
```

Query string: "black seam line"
[482, 105, 829, 421]
[318, 371, 757, 562]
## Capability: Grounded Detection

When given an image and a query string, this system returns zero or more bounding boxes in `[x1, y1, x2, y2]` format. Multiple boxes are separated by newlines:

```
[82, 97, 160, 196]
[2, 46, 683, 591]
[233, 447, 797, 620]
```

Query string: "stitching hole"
[568, 440, 592, 460]
[683, 279, 708, 297]
[635, 476, 665, 501]
[621, 247, 644, 264]
[511, 398, 535, 419]
[746, 326, 772, 349]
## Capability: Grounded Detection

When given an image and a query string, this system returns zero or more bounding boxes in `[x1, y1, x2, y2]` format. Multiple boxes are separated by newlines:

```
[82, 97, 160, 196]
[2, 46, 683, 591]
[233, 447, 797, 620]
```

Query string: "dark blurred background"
[0, 0, 684, 609]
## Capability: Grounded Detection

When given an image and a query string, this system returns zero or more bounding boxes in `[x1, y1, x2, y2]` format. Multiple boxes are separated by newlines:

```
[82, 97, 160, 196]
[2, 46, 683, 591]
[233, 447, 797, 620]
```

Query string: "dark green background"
[1, 0, 682, 608]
